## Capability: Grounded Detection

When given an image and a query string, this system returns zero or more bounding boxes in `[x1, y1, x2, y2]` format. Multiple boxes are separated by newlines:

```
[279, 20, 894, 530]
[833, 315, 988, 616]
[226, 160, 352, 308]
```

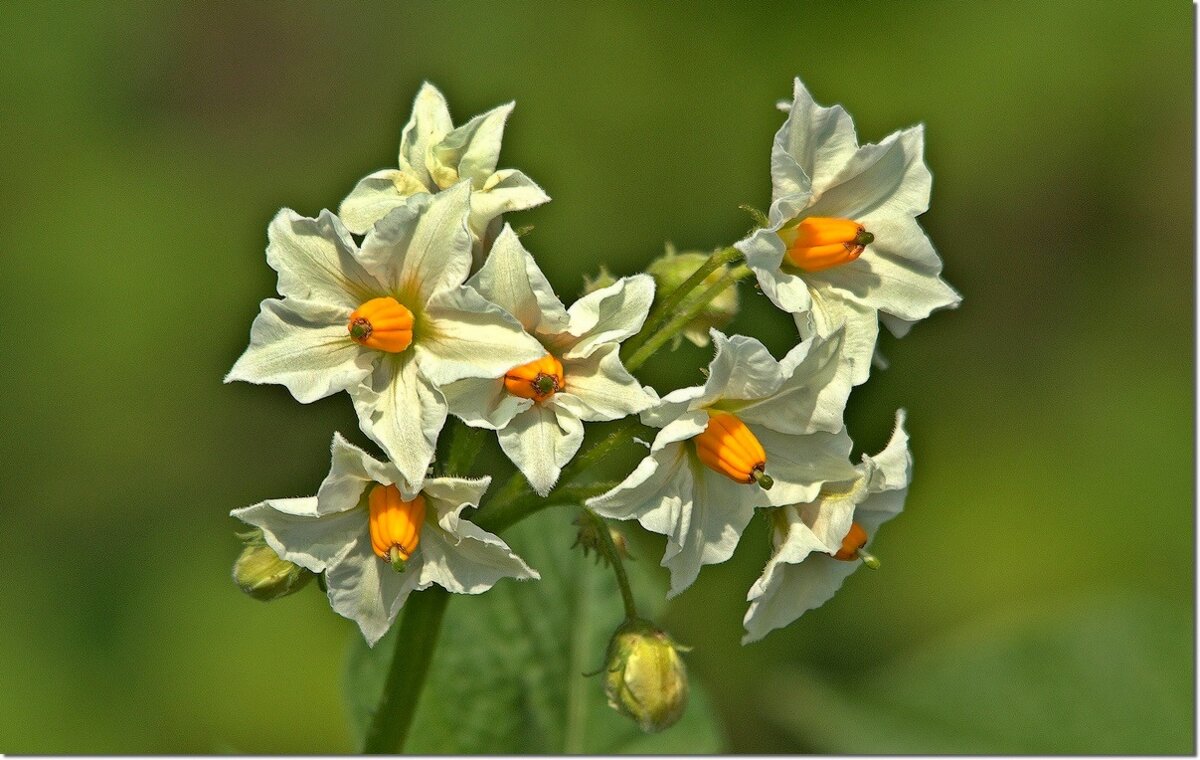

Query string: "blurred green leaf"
[344, 508, 725, 753]
[763, 594, 1193, 754]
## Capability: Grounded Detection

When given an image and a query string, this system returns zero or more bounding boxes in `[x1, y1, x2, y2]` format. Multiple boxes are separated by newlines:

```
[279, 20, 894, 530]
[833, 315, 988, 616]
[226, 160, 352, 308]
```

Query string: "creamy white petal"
[497, 404, 585, 497]
[231, 497, 365, 573]
[559, 274, 656, 360]
[420, 475, 492, 527]
[358, 184, 474, 302]
[808, 125, 930, 220]
[468, 225, 569, 335]
[350, 352, 446, 490]
[640, 385, 706, 430]
[466, 169, 551, 239]
[800, 286, 880, 387]
[337, 169, 430, 235]
[315, 432, 405, 511]
[737, 224, 814, 316]
[430, 102, 513, 187]
[416, 285, 545, 386]
[555, 343, 654, 422]
[326, 532, 426, 646]
[398, 82, 454, 190]
[753, 424, 857, 507]
[441, 374, 530, 430]
[772, 78, 861, 201]
[743, 541, 856, 644]
[265, 209, 382, 308]
[587, 441, 691, 533]
[224, 298, 374, 403]
[661, 467, 759, 598]
[696, 330, 786, 409]
[652, 410, 709, 449]
[731, 330, 852, 434]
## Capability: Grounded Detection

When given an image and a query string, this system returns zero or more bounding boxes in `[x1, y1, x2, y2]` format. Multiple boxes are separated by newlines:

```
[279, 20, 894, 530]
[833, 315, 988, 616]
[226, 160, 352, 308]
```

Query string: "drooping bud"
[348, 297, 415, 353]
[833, 521, 880, 569]
[778, 216, 873, 272]
[368, 484, 427, 572]
[647, 245, 740, 348]
[693, 411, 771, 488]
[232, 530, 313, 601]
[603, 618, 689, 733]
[504, 354, 565, 401]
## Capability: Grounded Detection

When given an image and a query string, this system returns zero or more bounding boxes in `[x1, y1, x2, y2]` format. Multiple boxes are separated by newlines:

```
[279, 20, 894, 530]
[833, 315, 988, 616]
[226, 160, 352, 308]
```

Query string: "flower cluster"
[227, 78, 957, 726]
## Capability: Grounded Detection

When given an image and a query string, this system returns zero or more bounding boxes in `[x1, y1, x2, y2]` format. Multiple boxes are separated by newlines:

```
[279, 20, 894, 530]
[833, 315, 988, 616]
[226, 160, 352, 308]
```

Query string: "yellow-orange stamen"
[348, 297, 414, 353]
[779, 217, 873, 272]
[504, 354, 565, 401]
[833, 522, 880, 568]
[693, 411, 772, 488]
[368, 484, 426, 572]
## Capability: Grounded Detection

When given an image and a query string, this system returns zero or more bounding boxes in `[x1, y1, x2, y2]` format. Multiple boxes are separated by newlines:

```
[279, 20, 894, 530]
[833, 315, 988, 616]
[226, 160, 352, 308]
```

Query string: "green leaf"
[344, 508, 725, 753]
[763, 594, 1193, 754]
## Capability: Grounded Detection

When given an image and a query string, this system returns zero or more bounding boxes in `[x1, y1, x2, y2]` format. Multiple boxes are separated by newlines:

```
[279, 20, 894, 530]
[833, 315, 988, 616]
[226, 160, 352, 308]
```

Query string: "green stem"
[580, 508, 638, 620]
[360, 587, 451, 754]
[624, 264, 754, 372]
[475, 482, 614, 534]
[621, 246, 743, 359]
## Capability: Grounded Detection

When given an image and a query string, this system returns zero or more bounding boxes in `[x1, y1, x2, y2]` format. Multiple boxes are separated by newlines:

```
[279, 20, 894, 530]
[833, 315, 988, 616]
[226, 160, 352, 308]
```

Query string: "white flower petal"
[431, 102, 513, 187]
[441, 374, 530, 430]
[737, 225, 814, 316]
[800, 287, 880, 387]
[417, 511, 539, 595]
[326, 533, 426, 646]
[556, 343, 654, 422]
[809, 126, 930, 221]
[316, 432, 404, 511]
[466, 169, 551, 240]
[420, 475, 492, 527]
[865, 409, 912, 494]
[498, 404, 584, 496]
[652, 410, 709, 449]
[265, 209, 382, 308]
[231, 497, 365, 573]
[743, 543, 856, 644]
[350, 352, 447, 490]
[753, 424, 857, 507]
[560, 274, 656, 360]
[224, 298, 374, 403]
[660, 467, 758, 598]
[357, 184, 474, 302]
[732, 329, 853, 434]
[398, 82, 454, 189]
[587, 441, 691, 535]
[337, 169, 430, 235]
[417, 285, 546, 386]
[772, 78, 860, 201]
[468, 225, 569, 335]
[698, 330, 786, 408]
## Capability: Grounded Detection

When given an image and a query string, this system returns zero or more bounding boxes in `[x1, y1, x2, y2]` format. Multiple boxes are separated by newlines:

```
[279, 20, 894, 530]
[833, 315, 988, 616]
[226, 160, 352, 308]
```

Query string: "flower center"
[833, 521, 880, 568]
[367, 484, 426, 573]
[779, 216, 873, 272]
[504, 354, 565, 401]
[693, 411, 773, 488]
[348, 297, 414, 353]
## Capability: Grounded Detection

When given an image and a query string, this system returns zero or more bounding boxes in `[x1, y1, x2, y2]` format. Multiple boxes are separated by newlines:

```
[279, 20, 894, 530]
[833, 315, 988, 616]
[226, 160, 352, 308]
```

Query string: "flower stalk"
[580, 508, 638, 620]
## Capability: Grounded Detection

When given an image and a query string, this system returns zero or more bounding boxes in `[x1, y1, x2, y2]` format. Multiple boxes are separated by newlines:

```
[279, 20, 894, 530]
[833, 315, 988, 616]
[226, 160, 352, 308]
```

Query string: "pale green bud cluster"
[646, 244, 740, 348]
[603, 618, 689, 733]
[232, 530, 313, 602]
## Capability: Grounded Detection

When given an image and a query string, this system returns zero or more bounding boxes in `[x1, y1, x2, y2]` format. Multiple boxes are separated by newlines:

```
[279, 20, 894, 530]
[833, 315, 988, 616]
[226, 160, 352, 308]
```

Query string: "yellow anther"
[368, 484, 426, 572]
[833, 521, 880, 568]
[348, 297, 414, 353]
[504, 354, 565, 401]
[779, 216, 873, 272]
[693, 411, 771, 488]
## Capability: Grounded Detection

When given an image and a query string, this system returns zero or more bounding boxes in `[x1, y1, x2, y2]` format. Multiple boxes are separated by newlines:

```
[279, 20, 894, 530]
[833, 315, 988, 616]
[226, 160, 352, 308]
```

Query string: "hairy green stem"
[622, 246, 743, 358]
[360, 587, 451, 754]
[624, 264, 754, 372]
[580, 508, 638, 620]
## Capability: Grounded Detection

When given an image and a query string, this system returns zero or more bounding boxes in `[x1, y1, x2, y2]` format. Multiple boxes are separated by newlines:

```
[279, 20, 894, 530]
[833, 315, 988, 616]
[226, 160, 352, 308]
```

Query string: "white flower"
[742, 410, 912, 644]
[441, 226, 656, 496]
[231, 433, 539, 646]
[338, 82, 550, 266]
[587, 330, 858, 597]
[736, 78, 961, 384]
[225, 184, 544, 488]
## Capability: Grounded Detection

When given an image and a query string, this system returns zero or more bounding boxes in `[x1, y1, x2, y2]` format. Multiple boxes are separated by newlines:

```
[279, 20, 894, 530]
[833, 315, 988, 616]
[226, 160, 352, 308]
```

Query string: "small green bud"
[647, 245, 740, 348]
[232, 531, 313, 601]
[572, 514, 633, 565]
[603, 618, 689, 733]
[581, 266, 618, 295]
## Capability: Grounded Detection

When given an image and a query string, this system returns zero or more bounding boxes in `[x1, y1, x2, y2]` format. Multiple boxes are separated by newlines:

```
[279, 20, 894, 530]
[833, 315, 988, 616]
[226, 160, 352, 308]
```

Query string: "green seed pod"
[232, 531, 313, 602]
[603, 618, 689, 733]
[646, 244, 739, 348]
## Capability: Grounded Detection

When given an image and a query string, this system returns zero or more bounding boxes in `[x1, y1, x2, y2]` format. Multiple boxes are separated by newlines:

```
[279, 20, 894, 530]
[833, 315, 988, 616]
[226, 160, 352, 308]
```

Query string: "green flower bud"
[647, 244, 740, 348]
[581, 266, 618, 295]
[232, 530, 313, 601]
[603, 618, 689, 733]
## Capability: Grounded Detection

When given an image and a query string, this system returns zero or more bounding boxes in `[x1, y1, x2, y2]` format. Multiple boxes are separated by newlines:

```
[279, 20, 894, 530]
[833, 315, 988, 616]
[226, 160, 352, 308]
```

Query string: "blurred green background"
[1, 0, 1193, 753]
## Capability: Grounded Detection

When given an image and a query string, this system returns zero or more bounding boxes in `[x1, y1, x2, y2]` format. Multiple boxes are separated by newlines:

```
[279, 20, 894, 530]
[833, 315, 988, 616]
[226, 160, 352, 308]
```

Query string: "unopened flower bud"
[603, 619, 689, 733]
[232, 531, 313, 601]
[647, 245, 740, 348]
[582, 266, 618, 295]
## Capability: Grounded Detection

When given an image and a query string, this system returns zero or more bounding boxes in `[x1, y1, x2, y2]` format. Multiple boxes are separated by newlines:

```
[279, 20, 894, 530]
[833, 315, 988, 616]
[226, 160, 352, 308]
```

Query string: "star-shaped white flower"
[231, 433, 539, 646]
[742, 410, 912, 643]
[587, 329, 858, 597]
[441, 226, 657, 496]
[736, 78, 961, 384]
[225, 184, 544, 488]
[338, 82, 550, 266]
